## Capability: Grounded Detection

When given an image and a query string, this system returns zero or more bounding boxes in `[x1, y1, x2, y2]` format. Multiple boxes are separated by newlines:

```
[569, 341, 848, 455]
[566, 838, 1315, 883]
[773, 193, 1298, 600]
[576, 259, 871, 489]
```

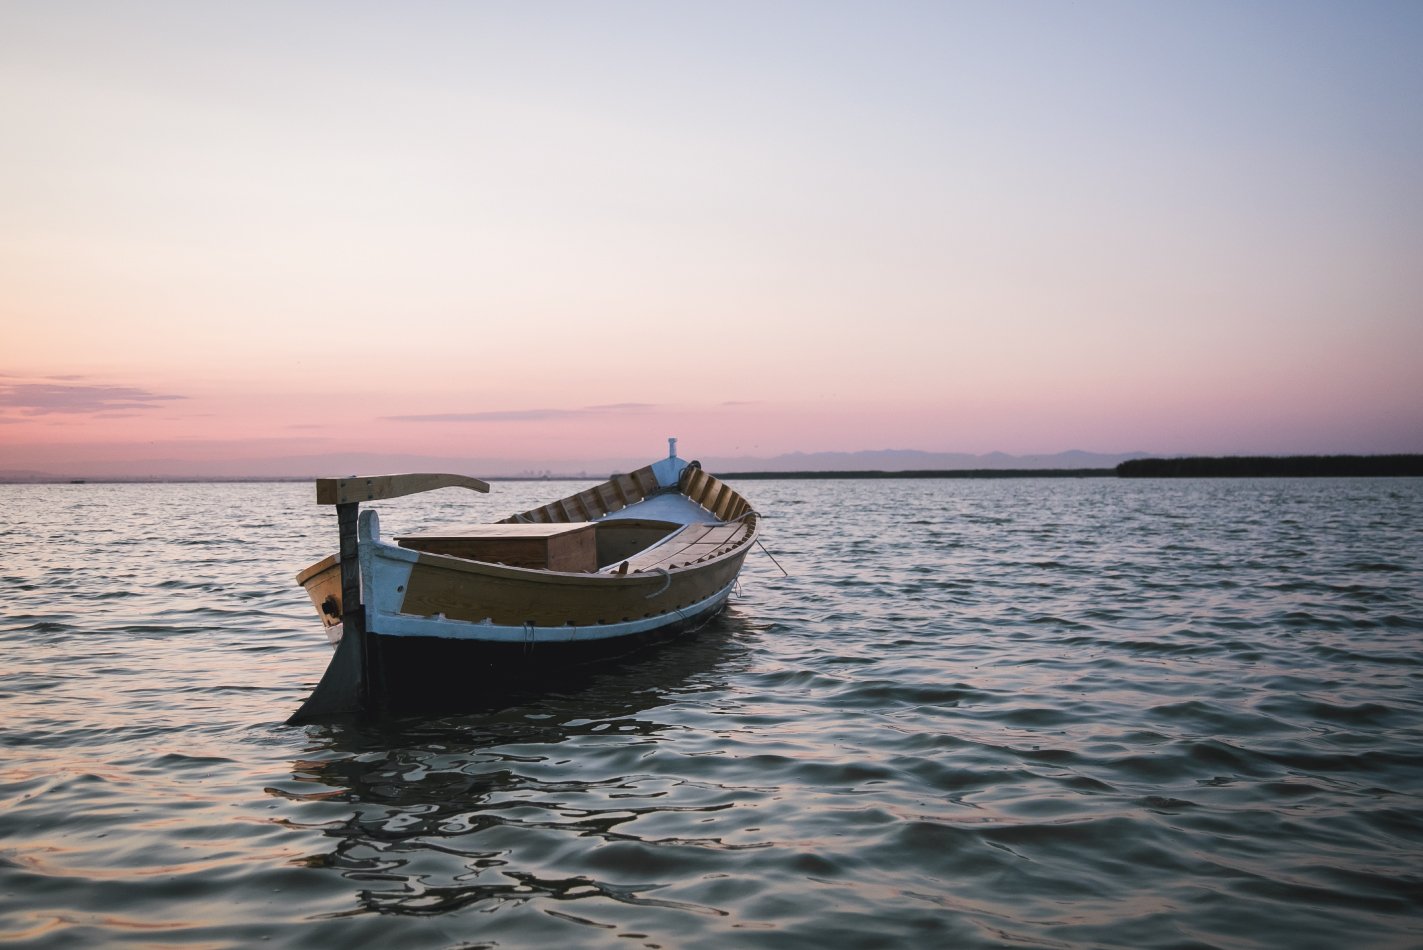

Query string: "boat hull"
[359, 593, 731, 711]
[290, 451, 758, 721]
[297, 509, 751, 641]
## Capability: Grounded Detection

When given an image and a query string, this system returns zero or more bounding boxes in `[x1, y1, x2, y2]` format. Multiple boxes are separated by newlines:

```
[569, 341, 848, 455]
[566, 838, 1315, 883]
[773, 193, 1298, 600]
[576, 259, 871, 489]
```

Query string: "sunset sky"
[3, 1, 1420, 475]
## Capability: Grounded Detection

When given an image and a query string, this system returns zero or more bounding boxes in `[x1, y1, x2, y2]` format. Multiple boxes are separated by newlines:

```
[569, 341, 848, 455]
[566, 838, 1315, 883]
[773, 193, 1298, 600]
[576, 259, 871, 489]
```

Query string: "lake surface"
[1, 477, 1421, 948]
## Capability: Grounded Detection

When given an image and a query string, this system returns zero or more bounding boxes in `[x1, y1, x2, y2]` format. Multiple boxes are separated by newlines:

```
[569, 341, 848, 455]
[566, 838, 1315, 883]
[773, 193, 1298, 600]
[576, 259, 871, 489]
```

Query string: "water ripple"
[1, 478, 1422, 948]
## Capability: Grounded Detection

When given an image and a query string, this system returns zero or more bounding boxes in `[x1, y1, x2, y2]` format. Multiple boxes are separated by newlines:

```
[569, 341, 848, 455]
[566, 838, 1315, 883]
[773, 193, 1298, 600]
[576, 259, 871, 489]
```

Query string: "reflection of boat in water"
[275, 616, 753, 918]
[290, 439, 759, 722]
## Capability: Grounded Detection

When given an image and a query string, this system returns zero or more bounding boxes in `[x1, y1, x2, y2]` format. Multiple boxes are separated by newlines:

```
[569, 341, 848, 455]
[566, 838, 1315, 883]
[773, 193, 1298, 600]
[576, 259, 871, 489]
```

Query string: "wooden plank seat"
[601, 521, 752, 574]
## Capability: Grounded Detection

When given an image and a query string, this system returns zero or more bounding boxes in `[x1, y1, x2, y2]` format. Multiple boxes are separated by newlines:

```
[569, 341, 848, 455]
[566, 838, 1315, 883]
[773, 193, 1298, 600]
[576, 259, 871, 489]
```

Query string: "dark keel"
[288, 499, 369, 724]
[286, 625, 364, 724]
[289, 599, 730, 722]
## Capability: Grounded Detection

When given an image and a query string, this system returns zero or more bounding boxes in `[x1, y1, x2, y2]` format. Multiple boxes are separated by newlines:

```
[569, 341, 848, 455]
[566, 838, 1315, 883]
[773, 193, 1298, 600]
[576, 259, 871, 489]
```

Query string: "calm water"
[1, 477, 1421, 949]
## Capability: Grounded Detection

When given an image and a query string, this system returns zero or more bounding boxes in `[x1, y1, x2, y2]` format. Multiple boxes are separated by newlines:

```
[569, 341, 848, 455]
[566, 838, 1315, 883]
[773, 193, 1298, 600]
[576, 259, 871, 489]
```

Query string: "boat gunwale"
[379, 518, 757, 586]
[293, 500, 758, 594]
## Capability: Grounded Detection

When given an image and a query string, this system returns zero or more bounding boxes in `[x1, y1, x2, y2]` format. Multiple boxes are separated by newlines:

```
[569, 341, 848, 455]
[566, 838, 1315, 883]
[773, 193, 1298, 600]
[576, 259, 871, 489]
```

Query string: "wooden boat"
[289, 440, 758, 722]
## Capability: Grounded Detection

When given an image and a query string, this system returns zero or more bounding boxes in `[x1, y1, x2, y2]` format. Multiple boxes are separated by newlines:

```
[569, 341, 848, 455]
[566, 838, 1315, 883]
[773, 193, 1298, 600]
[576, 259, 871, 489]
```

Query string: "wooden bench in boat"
[395, 522, 598, 572]
[601, 521, 752, 575]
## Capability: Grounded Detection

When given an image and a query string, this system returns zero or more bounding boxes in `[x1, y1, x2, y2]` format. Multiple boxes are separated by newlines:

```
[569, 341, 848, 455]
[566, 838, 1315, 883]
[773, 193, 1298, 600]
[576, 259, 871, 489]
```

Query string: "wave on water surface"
[0, 477, 1421, 948]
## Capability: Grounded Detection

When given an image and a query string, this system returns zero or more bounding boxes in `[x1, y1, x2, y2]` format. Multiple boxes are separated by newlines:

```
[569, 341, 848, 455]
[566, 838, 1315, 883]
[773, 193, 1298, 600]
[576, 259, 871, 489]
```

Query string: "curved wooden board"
[316, 473, 491, 505]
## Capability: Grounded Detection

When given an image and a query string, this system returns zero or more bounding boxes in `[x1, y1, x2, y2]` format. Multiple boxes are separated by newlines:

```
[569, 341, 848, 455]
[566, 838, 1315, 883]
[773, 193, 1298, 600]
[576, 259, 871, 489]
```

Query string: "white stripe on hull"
[366, 578, 736, 643]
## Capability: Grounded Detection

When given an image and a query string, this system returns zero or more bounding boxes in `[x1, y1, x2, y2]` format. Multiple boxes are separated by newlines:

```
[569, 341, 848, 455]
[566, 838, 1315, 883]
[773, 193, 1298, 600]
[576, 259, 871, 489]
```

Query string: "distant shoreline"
[721, 455, 1423, 478]
[1116, 455, 1423, 478]
[4, 455, 1421, 484]
[719, 469, 1115, 479]
[0, 471, 1115, 484]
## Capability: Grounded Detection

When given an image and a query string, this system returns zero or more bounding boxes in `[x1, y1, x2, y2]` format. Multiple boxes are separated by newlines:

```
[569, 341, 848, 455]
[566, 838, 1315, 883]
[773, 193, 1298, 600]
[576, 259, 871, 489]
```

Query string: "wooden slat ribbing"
[588, 487, 608, 515]
[680, 468, 703, 504]
[719, 488, 740, 520]
[703, 477, 724, 511]
[686, 470, 706, 503]
[697, 471, 714, 504]
[497, 463, 755, 527]
[609, 477, 631, 509]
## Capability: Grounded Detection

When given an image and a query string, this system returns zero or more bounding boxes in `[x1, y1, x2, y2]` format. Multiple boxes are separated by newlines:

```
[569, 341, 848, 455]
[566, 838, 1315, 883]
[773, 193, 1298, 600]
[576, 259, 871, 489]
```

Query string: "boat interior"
[391, 461, 759, 575]
[393, 513, 754, 575]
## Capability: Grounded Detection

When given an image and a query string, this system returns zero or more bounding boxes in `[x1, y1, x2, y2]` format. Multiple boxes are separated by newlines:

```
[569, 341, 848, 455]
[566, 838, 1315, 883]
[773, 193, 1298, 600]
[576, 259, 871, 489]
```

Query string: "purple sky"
[3, 2, 1420, 474]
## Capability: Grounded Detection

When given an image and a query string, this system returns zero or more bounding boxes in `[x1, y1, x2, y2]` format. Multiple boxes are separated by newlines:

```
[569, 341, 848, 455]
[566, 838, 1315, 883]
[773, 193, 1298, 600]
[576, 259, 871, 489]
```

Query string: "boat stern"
[295, 554, 344, 643]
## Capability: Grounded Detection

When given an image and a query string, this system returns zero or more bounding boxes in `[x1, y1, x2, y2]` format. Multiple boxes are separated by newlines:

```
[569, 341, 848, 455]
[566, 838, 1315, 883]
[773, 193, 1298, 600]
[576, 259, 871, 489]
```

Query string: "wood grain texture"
[294, 555, 343, 628]
[396, 522, 598, 572]
[316, 473, 490, 505]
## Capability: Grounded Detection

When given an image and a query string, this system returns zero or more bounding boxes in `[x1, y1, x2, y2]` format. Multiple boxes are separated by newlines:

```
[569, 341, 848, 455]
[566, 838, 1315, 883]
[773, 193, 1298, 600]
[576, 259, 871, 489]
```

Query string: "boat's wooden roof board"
[316, 473, 490, 505]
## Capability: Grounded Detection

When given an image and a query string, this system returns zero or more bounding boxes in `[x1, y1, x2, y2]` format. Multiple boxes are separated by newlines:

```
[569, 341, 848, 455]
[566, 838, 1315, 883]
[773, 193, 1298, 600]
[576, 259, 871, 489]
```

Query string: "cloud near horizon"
[0, 382, 186, 416]
[387, 404, 658, 423]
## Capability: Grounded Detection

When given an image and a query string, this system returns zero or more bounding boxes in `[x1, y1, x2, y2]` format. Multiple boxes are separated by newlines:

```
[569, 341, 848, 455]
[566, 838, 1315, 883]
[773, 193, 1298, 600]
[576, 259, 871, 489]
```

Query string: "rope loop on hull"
[644, 568, 672, 599]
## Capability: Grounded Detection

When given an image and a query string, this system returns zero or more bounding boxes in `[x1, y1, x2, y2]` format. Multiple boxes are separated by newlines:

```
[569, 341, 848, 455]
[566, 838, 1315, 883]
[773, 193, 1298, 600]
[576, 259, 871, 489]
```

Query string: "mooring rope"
[756, 540, 790, 576]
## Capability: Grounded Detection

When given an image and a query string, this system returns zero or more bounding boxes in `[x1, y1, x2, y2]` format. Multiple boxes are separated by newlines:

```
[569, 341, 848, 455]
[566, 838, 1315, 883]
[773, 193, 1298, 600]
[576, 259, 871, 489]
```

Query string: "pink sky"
[3, 3, 1420, 475]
